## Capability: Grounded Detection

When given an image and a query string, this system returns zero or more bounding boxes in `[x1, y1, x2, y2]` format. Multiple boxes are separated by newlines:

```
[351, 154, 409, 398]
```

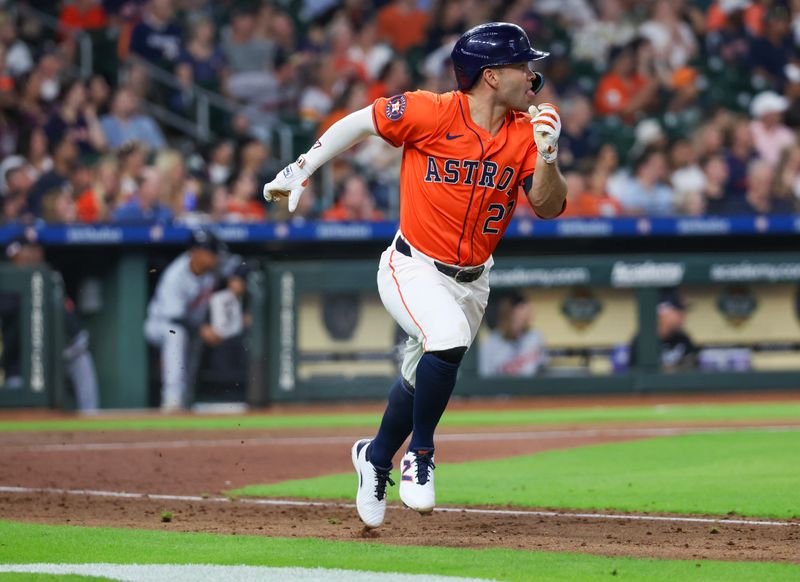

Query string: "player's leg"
[378, 249, 474, 513]
[145, 319, 188, 412]
[63, 330, 99, 413]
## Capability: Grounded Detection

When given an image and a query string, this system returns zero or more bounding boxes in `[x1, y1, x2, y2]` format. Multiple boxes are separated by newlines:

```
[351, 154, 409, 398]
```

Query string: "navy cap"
[189, 229, 227, 254]
[658, 288, 687, 311]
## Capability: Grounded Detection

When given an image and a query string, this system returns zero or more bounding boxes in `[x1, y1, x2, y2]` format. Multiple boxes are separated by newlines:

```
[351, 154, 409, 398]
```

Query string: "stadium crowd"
[1, 0, 800, 224]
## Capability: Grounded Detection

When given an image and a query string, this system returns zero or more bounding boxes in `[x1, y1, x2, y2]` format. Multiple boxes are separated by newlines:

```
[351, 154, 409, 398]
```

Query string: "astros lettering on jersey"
[372, 90, 538, 267]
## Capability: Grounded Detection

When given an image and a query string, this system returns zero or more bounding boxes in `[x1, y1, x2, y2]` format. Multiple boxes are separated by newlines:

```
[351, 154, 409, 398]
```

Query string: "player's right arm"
[262, 106, 378, 212]
[264, 91, 438, 212]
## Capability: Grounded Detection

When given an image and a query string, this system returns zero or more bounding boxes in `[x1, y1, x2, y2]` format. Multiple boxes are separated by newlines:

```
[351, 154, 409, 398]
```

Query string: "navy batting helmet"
[451, 22, 549, 92]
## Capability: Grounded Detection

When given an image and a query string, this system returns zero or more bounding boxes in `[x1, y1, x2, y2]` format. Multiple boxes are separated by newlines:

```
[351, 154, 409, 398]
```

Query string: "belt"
[395, 237, 485, 283]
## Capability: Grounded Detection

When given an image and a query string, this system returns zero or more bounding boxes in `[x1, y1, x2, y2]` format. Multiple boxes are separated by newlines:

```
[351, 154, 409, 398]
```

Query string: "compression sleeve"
[300, 105, 377, 174]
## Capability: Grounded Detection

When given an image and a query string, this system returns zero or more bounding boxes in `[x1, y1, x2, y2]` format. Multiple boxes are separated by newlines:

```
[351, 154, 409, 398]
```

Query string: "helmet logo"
[385, 95, 407, 121]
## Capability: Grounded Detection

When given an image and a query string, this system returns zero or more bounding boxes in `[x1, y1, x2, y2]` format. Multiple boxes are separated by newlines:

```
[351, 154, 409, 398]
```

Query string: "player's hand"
[200, 324, 222, 347]
[262, 158, 311, 212]
[529, 103, 561, 164]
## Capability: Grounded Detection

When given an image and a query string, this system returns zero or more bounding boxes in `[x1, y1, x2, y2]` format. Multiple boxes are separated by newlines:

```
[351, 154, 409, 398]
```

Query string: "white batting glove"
[529, 103, 561, 164]
[262, 156, 311, 212]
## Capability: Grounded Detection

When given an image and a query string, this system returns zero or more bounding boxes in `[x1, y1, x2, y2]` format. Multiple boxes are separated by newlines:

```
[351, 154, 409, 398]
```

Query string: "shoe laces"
[414, 450, 435, 485]
[373, 467, 395, 501]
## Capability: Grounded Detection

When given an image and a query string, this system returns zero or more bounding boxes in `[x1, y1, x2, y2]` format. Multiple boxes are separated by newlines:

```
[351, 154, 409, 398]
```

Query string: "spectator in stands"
[154, 148, 190, 216]
[594, 42, 658, 123]
[478, 291, 548, 377]
[0, 12, 34, 79]
[175, 18, 227, 94]
[573, 168, 625, 218]
[87, 74, 112, 116]
[205, 140, 234, 186]
[366, 57, 411, 102]
[723, 118, 756, 199]
[557, 95, 598, 172]
[31, 52, 64, 108]
[0, 11, 33, 79]
[749, 91, 796, 167]
[572, 0, 637, 70]
[128, 0, 182, 70]
[352, 18, 394, 82]
[774, 146, 800, 205]
[613, 148, 675, 216]
[748, 4, 794, 91]
[317, 80, 369, 137]
[705, 1, 754, 70]
[100, 86, 166, 152]
[321, 175, 384, 221]
[26, 136, 78, 218]
[111, 166, 173, 223]
[723, 158, 795, 215]
[236, 138, 276, 183]
[629, 288, 698, 372]
[0, 155, 34, 222]
[670, 138, 706, 214]
[701, 152, 730, 215]
[117, 140, 148, 200]
[40, 183, 78, 224]
[693, 121, 725, 160]
[225, 172, 265, 222]
[221, 5, 276, 77]
[299, 55, 344, 125]
[377, 0, 429, 55]
[76, 154, 121, 223]
[640, 1, 698, 76]
[44, 79, 107, 156]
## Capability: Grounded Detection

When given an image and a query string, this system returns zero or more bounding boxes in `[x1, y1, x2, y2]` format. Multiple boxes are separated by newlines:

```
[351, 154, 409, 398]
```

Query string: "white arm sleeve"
[300, 105, 377, 174]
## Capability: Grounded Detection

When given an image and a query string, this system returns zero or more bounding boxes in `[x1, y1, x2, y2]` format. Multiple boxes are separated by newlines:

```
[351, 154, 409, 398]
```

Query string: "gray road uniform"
[144, 252, 238, 409]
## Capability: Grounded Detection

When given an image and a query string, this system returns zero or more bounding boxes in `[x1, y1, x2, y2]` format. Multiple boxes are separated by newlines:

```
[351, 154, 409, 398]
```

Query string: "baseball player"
[263, 22, 566, 528]
[144, 229, 235, 411]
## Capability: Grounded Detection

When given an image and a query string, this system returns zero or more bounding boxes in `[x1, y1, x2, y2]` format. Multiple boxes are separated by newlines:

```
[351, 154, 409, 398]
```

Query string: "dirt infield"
[2, 411, 799, 565]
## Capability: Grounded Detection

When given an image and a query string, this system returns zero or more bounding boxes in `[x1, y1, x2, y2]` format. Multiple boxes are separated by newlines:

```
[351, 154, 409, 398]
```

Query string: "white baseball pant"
[377, 231, 492, 386]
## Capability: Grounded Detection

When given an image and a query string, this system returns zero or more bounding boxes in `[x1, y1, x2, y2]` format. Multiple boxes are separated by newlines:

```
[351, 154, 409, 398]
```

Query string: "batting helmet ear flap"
[530, 72, 545, 95]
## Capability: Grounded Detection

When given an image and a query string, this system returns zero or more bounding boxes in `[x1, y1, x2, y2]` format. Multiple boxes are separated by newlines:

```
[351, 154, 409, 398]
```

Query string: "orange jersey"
[372, 90, 538, 266]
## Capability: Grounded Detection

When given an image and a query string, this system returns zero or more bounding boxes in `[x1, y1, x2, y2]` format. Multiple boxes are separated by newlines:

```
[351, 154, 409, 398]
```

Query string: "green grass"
[234, 429, 800, 519]
[0, 521, 798, 581]
[1, 401, 799, 433]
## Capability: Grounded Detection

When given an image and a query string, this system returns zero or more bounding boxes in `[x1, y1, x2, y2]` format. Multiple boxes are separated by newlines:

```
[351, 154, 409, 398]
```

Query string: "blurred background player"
[629, 287, 699, 372]
[1, 233, 99, 412]
[144, 228, 243, 411]
[479, 291, 549, 377]
[262, 21, 566, 528]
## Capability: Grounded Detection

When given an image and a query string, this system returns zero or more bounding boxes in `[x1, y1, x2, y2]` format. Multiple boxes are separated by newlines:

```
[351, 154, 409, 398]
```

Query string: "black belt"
[395, 237, 485, 283]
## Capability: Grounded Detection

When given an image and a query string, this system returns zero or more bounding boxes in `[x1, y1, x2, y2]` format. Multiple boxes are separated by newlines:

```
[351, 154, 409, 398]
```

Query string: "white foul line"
[9, 425, 800, 453]
[0, 485, 796, 528]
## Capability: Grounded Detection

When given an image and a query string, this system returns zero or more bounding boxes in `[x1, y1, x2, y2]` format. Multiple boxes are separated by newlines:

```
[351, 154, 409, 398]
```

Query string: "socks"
[408, 352, 459, 452]
[368, 377, 414, 469]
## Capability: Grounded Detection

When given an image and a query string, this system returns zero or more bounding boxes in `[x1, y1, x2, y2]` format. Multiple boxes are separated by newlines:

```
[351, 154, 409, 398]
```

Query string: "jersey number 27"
[482, 200, 516, 235]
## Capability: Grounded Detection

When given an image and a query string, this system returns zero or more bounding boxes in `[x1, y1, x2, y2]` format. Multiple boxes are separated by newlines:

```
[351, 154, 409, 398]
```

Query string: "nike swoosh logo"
[446, 133, 463, 140]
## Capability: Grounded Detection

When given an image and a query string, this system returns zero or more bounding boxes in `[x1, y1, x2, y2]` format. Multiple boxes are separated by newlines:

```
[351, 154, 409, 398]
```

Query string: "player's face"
[494, 62, 538, 112]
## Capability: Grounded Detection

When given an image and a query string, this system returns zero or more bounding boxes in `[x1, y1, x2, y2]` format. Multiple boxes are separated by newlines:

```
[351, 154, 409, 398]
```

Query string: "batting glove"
[263, 157, 311, 212]
[529, 103, 561, 164]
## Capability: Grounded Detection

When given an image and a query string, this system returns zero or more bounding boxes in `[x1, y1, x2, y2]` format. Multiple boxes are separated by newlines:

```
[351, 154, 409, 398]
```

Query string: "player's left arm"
[524, 103, 567, 219]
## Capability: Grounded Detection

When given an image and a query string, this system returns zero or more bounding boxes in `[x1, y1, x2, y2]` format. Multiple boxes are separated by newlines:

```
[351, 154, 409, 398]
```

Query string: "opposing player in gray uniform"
[144, 229, 233, 411]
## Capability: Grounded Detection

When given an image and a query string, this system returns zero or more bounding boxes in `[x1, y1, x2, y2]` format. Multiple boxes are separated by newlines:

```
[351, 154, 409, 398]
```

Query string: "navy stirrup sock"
[409, 352, 460, 452]
[368, 377, 414, 468]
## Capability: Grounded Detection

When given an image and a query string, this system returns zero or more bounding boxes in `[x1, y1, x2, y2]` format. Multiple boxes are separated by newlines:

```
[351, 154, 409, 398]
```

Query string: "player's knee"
[428, 346, 467, 365]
